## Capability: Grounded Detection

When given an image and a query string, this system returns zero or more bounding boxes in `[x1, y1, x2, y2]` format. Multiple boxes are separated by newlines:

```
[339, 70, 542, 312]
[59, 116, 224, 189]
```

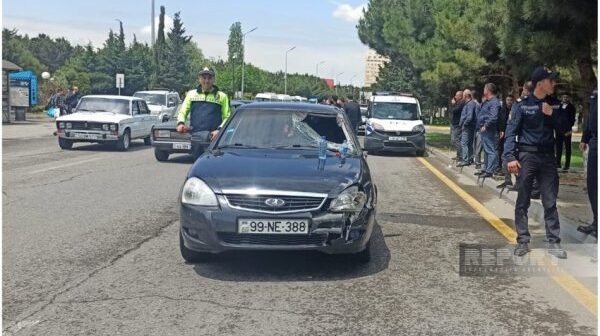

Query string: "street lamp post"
[316, 60, 325, 83]
[241, 26, 257, 99]
[335, 72, 344, 95]
[284, 46, 296, 95]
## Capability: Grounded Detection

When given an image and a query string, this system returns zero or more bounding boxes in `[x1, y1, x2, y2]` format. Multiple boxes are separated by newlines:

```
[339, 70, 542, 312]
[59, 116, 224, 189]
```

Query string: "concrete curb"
[427, 146, 597, 247]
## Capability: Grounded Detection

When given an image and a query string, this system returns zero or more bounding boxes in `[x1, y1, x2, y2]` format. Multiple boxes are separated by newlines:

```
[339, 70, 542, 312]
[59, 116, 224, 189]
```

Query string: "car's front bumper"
[364, 131, 425, 153]
[57, 130, 118, 141]
[180, 195, 375, 255]
[152, 140, 192, 154]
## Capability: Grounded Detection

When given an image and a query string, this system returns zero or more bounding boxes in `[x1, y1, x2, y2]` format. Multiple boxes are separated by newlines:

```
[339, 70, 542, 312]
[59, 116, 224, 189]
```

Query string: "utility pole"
[284, 46, 296, 95]
[241, 27, 257, 99]
[316, 60, 325, 83]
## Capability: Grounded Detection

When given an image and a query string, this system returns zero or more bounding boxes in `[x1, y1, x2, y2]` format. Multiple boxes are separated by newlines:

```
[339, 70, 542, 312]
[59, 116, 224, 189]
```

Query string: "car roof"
[236, 102, 341, 114]
[372, 95, 419, 104]
[82, 95, 143, 101]
[134, 90, 176, 94]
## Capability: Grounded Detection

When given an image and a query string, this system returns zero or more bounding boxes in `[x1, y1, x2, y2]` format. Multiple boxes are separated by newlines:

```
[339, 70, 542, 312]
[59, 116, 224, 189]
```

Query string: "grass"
[425, 132, 583, 168]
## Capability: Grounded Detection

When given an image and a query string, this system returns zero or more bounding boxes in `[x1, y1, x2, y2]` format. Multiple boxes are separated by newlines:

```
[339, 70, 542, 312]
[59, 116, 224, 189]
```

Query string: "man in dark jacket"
[578, 90, 598, 238]
[495, 95, 514, 187]
[343, 95, 361, 135]
[65, 86, 82, 114]
[475, 83, 501, 177]
[555, 94, 576, 171]
[457, 89, 478, 166]
[450, 91, 465, 160]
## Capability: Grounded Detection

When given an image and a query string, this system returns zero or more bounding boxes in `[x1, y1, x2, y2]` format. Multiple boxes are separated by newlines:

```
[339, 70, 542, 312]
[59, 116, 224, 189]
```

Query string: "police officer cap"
[198, 67, 215, 77]
[531, 66, 559, 86]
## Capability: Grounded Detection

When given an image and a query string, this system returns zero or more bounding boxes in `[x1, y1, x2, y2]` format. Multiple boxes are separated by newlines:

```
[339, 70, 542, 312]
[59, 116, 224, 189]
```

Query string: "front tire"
[416, 149, 426, 157]
[180, 232, 212, 263]
[154, 148, 169, 162]
[58, 138, 73, 150]
[115, 129, 130, 151]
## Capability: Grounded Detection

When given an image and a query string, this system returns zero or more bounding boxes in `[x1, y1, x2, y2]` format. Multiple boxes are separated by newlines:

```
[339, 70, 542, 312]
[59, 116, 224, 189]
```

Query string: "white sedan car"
[56, 95, 158, 151]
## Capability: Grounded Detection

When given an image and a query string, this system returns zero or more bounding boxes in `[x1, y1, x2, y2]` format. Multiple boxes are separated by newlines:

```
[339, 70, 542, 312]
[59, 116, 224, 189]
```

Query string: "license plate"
[173, 142, 191, 150]
[389, 136, 407, 141]
[238, 219, 309, 234]
[73, 133, 99, 140]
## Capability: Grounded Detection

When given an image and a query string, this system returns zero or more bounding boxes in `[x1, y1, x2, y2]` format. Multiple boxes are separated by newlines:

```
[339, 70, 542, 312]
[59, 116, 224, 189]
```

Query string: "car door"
[139, 100, 156, 135]
[131, 100, 145, 138]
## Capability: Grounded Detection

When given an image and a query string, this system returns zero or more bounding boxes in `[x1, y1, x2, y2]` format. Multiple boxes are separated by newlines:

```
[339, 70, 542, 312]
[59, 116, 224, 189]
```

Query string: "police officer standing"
[504, 67, 566, 258]
[577, 90, 598, 238]
[177, 67, 230, 141]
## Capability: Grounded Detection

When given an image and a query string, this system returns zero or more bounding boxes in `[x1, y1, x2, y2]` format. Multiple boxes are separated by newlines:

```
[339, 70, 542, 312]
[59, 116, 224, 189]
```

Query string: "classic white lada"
[55, 95, 158, 151]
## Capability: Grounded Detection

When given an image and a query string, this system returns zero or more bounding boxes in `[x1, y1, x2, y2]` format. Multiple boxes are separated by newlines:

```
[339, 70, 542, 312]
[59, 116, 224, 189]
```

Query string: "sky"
[2, 0, 370, 86]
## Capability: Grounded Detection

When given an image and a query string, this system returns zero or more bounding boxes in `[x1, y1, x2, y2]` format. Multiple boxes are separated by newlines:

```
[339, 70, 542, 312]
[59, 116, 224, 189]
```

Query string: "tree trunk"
[576, 43, 597, 128]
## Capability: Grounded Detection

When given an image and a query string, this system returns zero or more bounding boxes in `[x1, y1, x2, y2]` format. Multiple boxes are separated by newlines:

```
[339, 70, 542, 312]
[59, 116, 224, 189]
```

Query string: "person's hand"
[499, 131, 505, 139]
[580, 142, 588, 152]
[542, 102, 553, 116]
[176, 124, 187, 133]
[210, 130, 219, 140]
[480, 126, 486, 133]
[507, 160, 521, 174]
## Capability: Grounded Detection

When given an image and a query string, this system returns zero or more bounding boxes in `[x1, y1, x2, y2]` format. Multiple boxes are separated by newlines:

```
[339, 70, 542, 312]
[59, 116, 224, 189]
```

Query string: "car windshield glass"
[216, 109, 358, 154]
[75, 98, 130, 114]
[372, 102, 419, 120]
[133, 93, 165, 106]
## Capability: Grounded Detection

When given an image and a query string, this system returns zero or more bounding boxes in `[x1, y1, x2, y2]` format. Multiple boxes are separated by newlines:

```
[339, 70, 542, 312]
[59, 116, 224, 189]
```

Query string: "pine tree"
[161, 12, 191, 93]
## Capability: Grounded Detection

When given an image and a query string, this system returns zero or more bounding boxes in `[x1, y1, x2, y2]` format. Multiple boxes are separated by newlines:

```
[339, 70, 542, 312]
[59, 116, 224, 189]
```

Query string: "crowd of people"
[318, 95, 362, 136]
[46, 86, 82, 117]
[449, 66, 598, 257]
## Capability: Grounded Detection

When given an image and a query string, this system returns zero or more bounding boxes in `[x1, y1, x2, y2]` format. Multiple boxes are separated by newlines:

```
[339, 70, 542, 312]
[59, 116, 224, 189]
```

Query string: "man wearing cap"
[176, 67, 230, 140]
[504, 67, 566, 258]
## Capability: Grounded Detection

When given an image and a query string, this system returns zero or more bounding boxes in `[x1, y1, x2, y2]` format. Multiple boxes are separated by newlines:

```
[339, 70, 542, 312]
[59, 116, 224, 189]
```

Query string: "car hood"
[188, 150, 363, 196]
[147, 105, 164, 114]
[369, 118, 423, 132]
[153, 120, 179, 130]
[56, 112, 131, 123]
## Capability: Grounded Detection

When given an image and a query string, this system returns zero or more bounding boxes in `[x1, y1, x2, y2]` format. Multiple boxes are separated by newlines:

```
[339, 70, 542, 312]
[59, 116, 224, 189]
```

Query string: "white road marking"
[27, 157, 104, 175]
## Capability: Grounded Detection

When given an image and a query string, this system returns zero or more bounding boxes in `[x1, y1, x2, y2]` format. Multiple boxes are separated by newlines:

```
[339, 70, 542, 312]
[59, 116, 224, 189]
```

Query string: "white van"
[364, 93, 426, 156]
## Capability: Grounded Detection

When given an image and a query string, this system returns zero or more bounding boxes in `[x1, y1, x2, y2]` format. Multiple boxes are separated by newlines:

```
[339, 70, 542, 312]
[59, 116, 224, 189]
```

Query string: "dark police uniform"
[503, 91, 563, 244]
[579, 90, 598, 235]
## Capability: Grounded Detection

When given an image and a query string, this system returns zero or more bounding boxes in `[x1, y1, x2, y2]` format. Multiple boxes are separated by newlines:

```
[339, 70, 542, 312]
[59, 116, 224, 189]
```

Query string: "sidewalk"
[2, 113, 57, 140]
[428, 145, 596, 245]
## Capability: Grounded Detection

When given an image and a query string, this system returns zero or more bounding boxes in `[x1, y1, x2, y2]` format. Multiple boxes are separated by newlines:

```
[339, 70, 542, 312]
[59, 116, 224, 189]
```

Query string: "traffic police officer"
[504, 67, 566, 258]
[578, 90, 598, 238]
[177, 67, 230, 140]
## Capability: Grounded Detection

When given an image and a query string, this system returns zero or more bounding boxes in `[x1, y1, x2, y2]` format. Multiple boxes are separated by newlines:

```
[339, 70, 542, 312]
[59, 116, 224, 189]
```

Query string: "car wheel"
[115, 129, 130, 151]
[154, 148, 169, 162]
[58, 138, 73, 150]
[144, 136, 152, 145]
[351, 241, 371, 263]
[180, 231, 212, 263]
[416, 149, 426, 157]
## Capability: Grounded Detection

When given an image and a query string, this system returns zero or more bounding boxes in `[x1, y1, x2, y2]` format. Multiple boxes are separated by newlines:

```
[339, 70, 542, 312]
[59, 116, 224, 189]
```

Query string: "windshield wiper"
[217, 143, 262, 149]
[272, 144, 319, 149]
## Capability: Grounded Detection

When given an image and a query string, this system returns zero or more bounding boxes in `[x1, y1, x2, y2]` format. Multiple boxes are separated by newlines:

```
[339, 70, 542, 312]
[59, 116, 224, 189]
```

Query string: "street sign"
[116, 74, 124, 96]
[116, 74, 125, 89]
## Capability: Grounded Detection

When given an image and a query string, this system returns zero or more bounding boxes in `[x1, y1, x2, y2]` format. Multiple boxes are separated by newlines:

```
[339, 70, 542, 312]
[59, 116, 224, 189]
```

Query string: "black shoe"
[514, 242, 530, 256]
[562, 167, 569, 172]
[547, 243, 567, 259]
[531, 192, 541, 200]
[507, 184, 518, 191]
[496, 181, 513, 189]
[474, 170, 484, 176]
[475, 164, 482, 169]
[577, 225, 597, 235]
[457, 161, 470, 167]
[481, 172, 494, 178]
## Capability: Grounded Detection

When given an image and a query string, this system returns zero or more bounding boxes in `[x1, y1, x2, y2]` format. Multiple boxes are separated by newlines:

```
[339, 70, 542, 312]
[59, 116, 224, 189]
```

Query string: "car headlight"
[370, 122, 384, 131]
[66, 122, 72, 129]
[329, 186, 367, 212]
[101, 124, 109, 131]
[110, 124, 118, 131]
[58, 122, 65, 129]
[156, 130, 171, 138]
[181, 177, 218, 206]
[412, 124, 425, 133]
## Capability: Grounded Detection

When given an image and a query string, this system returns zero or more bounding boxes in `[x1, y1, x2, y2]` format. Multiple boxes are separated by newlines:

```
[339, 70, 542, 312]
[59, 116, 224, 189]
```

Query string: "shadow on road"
[70, 141, 151, 152]
[192, 223, 390, 282]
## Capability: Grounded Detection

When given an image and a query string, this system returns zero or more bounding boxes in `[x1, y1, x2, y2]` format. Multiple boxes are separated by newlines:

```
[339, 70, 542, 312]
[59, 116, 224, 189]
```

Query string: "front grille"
[218, 233, 326, 246]
[169, 131, 191, 140]
[70, 121, 104, 130]
[225, 194, 325, 213]
[379, 130, 421, 136]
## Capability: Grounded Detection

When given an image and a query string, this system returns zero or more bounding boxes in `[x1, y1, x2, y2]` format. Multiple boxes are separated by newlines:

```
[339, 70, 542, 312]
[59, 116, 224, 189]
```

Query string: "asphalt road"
[2, 134, 597, 335]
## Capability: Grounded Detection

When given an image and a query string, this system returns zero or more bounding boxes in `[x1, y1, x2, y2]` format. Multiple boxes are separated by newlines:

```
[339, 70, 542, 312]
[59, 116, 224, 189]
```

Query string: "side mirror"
[162, 114, 170, 122]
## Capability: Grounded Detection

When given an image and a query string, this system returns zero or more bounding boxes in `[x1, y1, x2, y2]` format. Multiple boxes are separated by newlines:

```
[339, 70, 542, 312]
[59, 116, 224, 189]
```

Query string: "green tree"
[161, 12, 192, 93]
[2, 28, 43, 73]
[227, 22, 243, 94]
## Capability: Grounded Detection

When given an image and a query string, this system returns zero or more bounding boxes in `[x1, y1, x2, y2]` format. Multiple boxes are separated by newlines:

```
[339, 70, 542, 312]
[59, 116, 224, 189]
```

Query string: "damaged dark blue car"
[179, 103, 377, 263]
